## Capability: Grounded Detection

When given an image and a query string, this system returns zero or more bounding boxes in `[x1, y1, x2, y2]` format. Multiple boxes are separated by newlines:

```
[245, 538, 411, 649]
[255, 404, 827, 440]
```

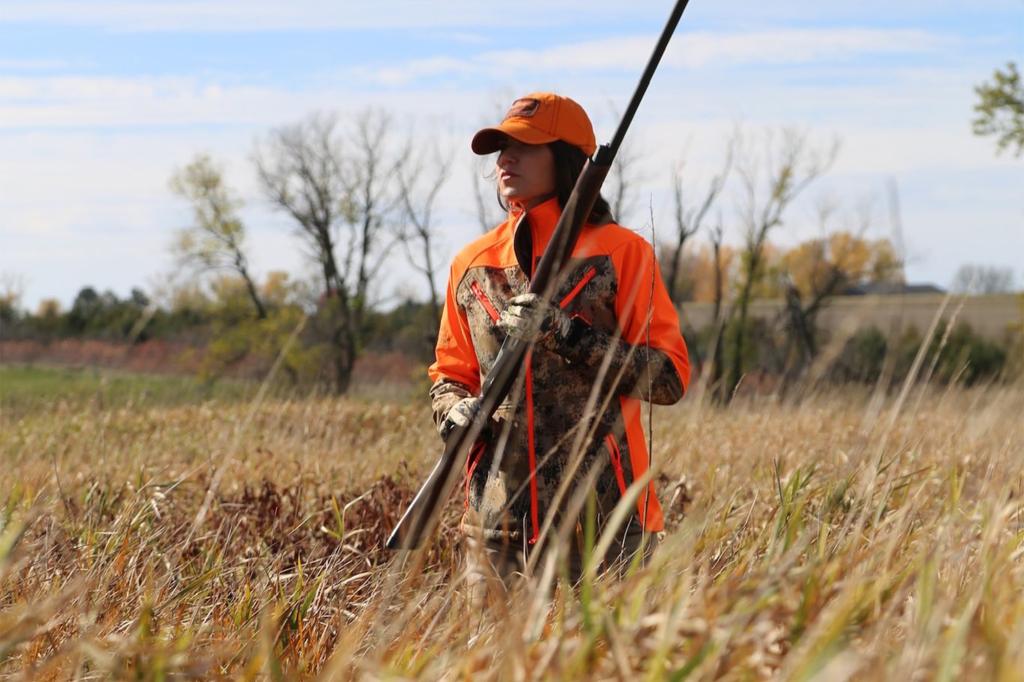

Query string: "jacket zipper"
[559, 266, 597, 309]
[605, 433, 628, 496]
[464, 441, 485, 510]
[472, 265, 594, 323]
[525, 351, 540, 544]
[470, 281, 500, 323]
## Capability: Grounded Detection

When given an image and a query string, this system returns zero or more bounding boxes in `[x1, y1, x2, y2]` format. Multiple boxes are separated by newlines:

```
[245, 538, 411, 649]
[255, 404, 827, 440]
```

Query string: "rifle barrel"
[608, 0, 691, 158]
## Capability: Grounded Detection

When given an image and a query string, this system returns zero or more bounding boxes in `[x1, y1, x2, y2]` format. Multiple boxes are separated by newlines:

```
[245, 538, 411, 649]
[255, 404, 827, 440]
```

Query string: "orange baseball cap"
[471, 92, 597, 157]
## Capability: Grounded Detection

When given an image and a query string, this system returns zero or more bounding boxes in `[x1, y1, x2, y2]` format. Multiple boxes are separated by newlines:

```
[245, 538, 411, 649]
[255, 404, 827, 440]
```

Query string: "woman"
[429, 92, 690, 583]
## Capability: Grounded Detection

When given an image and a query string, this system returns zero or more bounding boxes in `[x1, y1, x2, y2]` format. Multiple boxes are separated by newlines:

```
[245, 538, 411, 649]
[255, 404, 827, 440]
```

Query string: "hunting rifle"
[386, 0, 693, 550]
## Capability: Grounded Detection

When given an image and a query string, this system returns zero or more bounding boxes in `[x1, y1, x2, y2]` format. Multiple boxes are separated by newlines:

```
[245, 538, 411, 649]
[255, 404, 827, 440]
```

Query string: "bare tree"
[780, 273, 817, 383]
[706, 220, 729, 402]
[471, 157, 501, 233]
[951, 264, 1016, 294]
[0, 273, 24, 307]
[346, 110, 402, 314]
[469, 92, 515, 233]
[0, 273, 24, 333]
[765, 195, 910, 392]
[0, 272, 23, 303]
[396, 137, 453, 329]
[170, 154, 266, 319]
[724, 128, 839, 401]
[255, 110, 399, 393]
[606, 141, 638, 224]
[604, 124, 645, 226]
[664, 146, 732, 304]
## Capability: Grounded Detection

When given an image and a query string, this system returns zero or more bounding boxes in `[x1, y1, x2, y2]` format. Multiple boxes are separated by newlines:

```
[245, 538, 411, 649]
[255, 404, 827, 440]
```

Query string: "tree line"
[2, 85, 1021, 395]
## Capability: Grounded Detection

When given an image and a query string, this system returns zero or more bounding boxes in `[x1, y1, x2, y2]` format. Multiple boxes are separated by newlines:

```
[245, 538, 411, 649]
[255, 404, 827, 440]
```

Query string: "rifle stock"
[385, 0, 691, 551]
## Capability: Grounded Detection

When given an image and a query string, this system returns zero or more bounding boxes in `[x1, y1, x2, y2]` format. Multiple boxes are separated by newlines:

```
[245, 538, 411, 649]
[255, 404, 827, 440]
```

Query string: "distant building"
[841, 282, 946, 296]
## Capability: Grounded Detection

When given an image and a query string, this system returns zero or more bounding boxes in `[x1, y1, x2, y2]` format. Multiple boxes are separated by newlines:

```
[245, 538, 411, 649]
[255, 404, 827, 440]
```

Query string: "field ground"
[0, 364, 423, 418]
[0, 365, 257, 418]
[1, 365, 1023, 679]
[683, 293, 1022, 339]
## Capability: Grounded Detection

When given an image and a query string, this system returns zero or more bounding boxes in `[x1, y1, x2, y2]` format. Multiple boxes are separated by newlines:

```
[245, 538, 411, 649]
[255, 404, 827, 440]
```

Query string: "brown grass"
[2, 383, 1023, 679]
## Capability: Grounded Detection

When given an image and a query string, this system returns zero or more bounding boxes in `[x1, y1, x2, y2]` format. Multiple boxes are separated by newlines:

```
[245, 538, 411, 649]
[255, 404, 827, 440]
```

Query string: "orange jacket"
[429, 197, 690, 540]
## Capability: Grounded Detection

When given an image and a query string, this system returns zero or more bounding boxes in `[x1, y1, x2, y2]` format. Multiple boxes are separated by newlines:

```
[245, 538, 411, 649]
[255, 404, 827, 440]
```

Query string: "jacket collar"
[507, 196, 562, 279]
[506, 196, 561, 248]
[523, 196, 562, 251]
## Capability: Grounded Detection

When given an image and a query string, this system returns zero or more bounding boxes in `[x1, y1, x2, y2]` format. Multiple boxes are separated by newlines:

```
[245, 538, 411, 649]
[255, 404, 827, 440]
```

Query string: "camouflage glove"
[497, 293, 572, 346]
[439, 396, 480, 441]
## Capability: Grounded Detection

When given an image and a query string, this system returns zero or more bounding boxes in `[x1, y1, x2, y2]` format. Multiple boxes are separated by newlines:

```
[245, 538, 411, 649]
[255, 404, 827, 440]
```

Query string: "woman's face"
[496, 138, 556, 209]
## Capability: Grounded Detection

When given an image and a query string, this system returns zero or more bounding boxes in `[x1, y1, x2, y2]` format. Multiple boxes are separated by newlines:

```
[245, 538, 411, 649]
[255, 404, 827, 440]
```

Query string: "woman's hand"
[439, 396, 480, 440]
[497, 293, 572, 345]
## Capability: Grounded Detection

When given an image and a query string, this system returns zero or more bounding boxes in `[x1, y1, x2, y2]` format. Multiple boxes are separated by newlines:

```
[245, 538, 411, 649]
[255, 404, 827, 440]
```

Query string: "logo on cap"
[505, 98, 540, 119]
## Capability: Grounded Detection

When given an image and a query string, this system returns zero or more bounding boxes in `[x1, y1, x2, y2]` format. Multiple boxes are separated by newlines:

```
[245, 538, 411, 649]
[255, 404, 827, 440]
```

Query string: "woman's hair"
[495, 139, 614, 224]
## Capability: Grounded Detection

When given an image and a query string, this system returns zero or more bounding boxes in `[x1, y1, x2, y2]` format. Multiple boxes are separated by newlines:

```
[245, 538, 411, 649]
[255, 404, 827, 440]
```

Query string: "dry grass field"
[2, 367, 1023, 679]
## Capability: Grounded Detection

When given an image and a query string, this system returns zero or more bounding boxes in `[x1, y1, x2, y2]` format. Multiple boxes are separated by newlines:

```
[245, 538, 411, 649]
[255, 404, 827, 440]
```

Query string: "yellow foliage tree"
[36, 299, 62, 318]
[781, 231, 903, 299]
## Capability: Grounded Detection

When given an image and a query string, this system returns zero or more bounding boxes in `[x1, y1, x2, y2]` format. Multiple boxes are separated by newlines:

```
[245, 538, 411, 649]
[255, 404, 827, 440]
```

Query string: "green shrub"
[831, 327, 888, 383]
[200, 307, 326, 387]
[929, 322, 1007, 385]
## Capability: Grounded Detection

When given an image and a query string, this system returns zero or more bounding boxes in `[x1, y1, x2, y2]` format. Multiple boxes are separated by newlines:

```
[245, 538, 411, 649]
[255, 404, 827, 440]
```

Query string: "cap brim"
[471, 121, 559, 155]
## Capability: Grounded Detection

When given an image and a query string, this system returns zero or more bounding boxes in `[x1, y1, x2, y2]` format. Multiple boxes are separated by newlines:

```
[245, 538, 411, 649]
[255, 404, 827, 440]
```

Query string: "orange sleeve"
[613, 238, 691, 395]
[612, 238, 686, 533]
[427, 262, 481, 393]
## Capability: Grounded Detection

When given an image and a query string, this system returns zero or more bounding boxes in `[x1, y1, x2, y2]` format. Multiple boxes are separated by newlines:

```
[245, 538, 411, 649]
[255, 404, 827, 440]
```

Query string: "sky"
[1, 0, 1022, 311]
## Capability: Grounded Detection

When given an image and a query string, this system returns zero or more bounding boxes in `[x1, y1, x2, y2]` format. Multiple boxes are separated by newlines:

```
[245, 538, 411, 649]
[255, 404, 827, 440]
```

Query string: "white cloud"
[673, 28, 947, 68]
[361, 57, 479, 88]
[431, 31, 490, 46]
[3, 0, 1020, 33]
[0, 58, 73, 71]
[0, 0, 614, 32]
[0, 75, 287, 127]
[0, 74, 497, 129]
[353, 28, 948, 85]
